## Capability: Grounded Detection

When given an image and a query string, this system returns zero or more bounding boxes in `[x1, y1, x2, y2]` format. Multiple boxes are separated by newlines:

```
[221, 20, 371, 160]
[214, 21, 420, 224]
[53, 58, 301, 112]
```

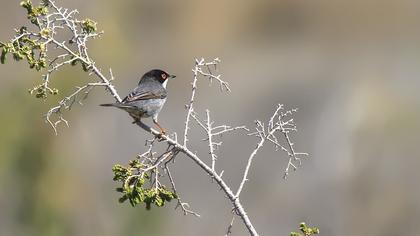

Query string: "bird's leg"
[153, 119, 166, 137]
[131, 115, 140, 124]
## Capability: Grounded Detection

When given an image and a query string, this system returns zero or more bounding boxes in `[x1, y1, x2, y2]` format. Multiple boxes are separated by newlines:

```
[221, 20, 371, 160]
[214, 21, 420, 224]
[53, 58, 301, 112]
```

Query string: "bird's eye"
[161, 73, 167, 79]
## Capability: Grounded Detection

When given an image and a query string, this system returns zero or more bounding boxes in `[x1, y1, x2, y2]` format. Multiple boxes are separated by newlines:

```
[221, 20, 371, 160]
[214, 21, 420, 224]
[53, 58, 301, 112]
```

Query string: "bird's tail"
[100, 103, 119, 107]
[100, 103, 134, 109]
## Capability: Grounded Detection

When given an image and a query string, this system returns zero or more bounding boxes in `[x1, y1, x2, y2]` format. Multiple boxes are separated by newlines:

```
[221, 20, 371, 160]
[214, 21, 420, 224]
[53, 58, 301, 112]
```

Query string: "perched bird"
[100, 69, 176, 135]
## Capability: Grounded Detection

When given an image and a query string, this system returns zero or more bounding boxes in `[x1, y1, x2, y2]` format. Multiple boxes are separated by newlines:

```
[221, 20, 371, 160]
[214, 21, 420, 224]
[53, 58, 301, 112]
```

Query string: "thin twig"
[165, 164, 201, 217]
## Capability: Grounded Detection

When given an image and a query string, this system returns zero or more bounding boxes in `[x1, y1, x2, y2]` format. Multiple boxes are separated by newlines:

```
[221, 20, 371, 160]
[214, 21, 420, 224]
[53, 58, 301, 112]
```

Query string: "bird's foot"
[157, 130, 166, 141]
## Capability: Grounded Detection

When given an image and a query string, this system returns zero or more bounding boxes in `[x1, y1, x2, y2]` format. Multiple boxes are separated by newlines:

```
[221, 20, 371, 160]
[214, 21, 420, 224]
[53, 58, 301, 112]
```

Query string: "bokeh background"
[1, 0, 420, 235]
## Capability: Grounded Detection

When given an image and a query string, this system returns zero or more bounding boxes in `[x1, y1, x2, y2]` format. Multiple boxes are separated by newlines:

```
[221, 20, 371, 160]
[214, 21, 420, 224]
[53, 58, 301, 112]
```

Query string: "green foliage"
[0, 22, 59, 99]
[81, 19, 97, 34]
[0, 27, 48, 71]
[290, 222, 320, 236]
[40, 28, 50, 37]
[1, 1, 53, 70]
[28, 83, 58, 99]
[0, 1, 102, 101]
[112, 164, 132, 182]
[20, 0, 49, 26]
[112, 160, 177, 209]
[1, 47, 6, 64]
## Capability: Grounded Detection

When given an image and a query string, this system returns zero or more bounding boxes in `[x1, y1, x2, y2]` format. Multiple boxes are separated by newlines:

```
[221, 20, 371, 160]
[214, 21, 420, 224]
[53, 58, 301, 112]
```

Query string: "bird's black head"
[142, 69, 176, 84]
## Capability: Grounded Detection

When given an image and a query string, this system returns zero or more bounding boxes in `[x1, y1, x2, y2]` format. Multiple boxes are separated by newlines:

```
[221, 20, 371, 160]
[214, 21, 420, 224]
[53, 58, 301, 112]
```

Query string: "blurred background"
[1, 0, 420, 235]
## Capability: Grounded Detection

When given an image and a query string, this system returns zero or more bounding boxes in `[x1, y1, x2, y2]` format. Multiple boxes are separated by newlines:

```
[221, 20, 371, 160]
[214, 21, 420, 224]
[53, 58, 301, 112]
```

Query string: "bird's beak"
[169, 74, 176, 79]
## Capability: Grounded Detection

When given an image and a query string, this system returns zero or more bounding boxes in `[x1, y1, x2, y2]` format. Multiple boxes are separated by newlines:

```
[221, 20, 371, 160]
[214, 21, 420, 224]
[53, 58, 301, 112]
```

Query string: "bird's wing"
[122, 87, 167, 103]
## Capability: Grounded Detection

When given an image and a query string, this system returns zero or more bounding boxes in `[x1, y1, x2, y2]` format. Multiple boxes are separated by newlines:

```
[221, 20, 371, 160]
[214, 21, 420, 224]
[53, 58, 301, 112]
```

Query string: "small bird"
[100, 69, 176, 135]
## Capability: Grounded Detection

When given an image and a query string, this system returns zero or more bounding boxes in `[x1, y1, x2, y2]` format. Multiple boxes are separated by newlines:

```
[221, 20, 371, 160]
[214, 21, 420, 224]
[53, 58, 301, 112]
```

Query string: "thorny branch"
[225, 215, 235, 236]
[3, 0, 121, 134]
[2, 1, 309, 235]
[183, 58, 229, 147]
[165, 164, 201, 217]
[134, 58, 307, 236]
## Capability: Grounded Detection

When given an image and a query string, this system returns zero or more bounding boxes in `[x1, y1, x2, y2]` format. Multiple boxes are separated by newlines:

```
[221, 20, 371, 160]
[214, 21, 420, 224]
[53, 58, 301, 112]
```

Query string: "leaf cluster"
[81, 19, 97, 34]
[112, 160, 177, 209]
[290, 222, 320, 236]
[0, 27, 47, 71]
[20, 0, 49, 26]
[0, 1, 51, 70]
[0, 1, 100, 100]
[28, 83, 58, 99]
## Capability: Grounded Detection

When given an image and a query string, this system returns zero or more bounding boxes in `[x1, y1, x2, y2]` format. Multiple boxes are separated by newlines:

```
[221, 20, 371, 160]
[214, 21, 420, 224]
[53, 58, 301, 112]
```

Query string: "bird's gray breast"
[137, 98, 167, 119]
[120, 98, 166, 120]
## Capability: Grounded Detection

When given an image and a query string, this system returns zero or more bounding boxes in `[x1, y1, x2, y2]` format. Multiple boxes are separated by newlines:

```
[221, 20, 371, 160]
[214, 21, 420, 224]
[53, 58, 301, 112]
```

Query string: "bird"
[100, 69, 176, 136]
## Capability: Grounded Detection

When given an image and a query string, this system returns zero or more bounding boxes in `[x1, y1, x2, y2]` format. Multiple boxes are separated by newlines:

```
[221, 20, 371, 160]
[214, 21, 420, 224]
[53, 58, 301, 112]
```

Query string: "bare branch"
[206, 110, 217, 171]
[135, 120, 260, 235]
[236, 132, 265, 197]
[225, 215, 235, 236]
[44, 82, 109, 134]
[237, 104, 308, 196]
[132, 73, 307, 236]
[165, 165, 200, 217]
[183, 58, 229, 147]
[183, 60, 200, 147]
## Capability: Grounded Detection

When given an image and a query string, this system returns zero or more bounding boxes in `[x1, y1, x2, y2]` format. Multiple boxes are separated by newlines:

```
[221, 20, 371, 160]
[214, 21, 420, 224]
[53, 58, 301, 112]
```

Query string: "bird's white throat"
[162, 79, 168, 88]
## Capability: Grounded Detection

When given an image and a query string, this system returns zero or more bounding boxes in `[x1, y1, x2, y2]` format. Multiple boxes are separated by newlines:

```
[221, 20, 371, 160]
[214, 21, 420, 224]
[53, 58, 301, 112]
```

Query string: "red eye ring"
[161, 73, 167, 79]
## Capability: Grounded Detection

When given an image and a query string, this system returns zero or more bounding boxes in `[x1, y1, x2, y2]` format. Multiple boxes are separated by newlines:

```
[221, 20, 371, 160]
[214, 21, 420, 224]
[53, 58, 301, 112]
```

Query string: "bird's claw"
[157, 131, 166, 141]
[132, 117, 140, 124]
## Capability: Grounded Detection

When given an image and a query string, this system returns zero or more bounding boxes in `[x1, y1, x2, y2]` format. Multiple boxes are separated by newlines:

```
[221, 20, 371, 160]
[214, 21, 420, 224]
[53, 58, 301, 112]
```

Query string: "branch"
[135, 118, 259, 235]
[2, 1, 311, 235]
[237, 104, 308, 197]
[236, 131, 265, 197]
[122, 61, 307, 236]
[206, 110, 218, 171]
[225, 215, 235, 236]
[165, 165, 200, 217]
[2, 0, 121, 134]
[183, 58, 226, 147]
